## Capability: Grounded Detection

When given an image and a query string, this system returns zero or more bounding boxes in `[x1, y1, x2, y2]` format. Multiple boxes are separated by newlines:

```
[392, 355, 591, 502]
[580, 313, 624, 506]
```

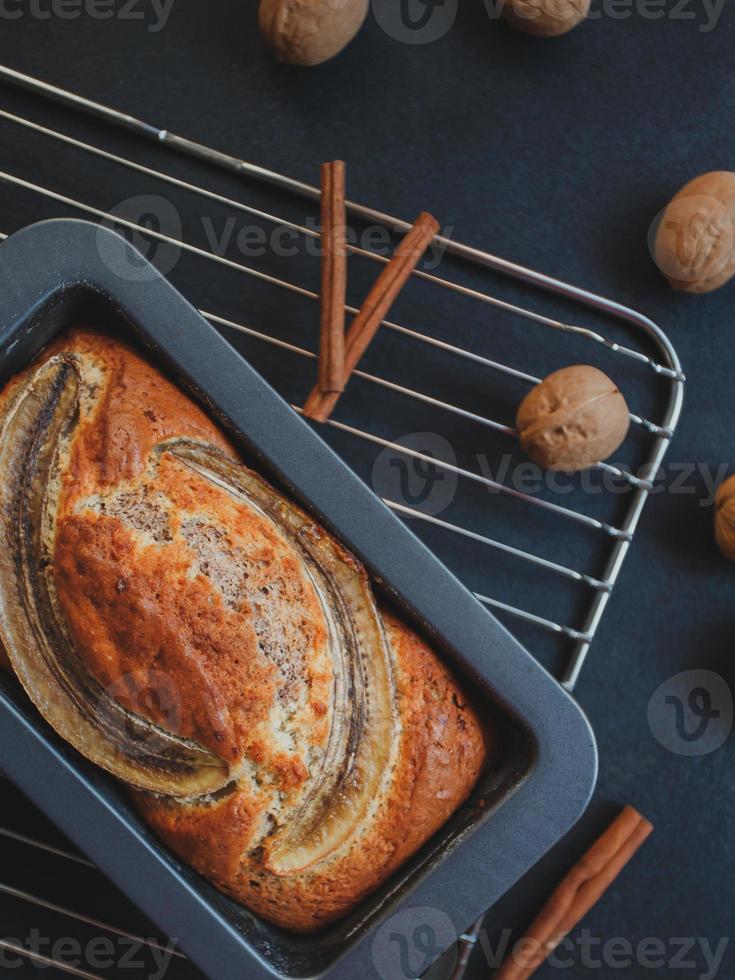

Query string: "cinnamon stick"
[304, 211, 440, 422]
[318, 160, 347, 394]
[494, 806, 654, 980]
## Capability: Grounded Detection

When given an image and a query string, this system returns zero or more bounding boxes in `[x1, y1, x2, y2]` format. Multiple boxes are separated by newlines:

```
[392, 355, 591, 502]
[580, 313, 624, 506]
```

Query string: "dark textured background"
[0, 1, 733, 977]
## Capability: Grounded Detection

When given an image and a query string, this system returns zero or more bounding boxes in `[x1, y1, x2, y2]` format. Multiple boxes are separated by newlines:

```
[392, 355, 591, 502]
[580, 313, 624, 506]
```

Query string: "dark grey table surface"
[0, 2, 733, 978]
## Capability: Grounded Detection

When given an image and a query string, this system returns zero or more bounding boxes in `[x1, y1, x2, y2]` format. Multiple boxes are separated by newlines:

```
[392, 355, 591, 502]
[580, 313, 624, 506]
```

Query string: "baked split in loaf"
[0, 329, 487, 932]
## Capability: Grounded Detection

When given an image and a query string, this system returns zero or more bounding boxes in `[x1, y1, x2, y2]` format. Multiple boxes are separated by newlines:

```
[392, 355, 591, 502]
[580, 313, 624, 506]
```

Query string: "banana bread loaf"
[0, 328, 487, 932]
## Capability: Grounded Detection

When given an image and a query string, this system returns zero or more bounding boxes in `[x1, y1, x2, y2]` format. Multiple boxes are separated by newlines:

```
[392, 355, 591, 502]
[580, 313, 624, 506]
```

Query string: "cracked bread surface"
[0, 328, 488, 932]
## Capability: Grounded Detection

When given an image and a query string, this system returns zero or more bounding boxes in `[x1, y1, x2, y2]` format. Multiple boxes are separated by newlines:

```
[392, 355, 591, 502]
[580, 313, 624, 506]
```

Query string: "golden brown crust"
[0, 327, 488, 932]
[50, 329, 235, 487]
[46, 330, 333, 793]
[134, 611, 487, 932]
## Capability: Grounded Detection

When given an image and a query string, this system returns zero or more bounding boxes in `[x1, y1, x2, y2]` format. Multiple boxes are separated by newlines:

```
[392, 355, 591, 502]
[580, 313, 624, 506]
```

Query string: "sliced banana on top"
[167, 442, 399, 876]
[0, 356, 232, 797]
[0, 355, 399, 870]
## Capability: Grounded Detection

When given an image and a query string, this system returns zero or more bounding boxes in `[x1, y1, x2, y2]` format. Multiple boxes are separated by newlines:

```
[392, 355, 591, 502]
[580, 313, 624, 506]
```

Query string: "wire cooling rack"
[0, 64, 684, 980]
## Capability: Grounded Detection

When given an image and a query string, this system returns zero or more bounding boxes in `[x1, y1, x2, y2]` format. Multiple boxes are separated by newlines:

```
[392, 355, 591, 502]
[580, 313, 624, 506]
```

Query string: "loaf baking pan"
[0, 219, 597, 980]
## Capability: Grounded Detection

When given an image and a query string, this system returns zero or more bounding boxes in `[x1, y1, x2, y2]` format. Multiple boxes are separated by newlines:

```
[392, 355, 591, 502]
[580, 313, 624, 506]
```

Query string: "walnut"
[715, 476, 735, 561]
[654, 171, 735, 294]
[259, 0, 369, 66]
[516, 365, 630, 472]
[502, 0, 591, 36]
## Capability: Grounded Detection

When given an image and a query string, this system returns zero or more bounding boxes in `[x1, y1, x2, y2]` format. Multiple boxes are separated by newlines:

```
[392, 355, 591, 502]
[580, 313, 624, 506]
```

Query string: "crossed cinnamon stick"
[305, 161, 439, 422]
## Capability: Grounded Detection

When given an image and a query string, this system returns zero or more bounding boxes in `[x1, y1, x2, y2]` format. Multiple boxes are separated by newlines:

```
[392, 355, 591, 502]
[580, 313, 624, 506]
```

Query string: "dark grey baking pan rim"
[0, 219, 597, 980]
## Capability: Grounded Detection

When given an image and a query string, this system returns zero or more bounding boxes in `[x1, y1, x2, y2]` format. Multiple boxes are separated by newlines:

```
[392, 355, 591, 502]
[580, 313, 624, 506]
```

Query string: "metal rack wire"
[0, 64, 684, 980]
[0, 780, 188, 979]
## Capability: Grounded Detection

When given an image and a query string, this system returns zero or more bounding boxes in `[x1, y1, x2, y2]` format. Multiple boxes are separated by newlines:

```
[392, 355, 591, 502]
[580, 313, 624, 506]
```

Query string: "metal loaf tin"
[0, 220, 597, 980]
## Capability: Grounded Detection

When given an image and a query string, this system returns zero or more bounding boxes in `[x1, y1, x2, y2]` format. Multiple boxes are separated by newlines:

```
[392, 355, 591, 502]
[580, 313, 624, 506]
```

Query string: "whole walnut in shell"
[517, 365, 630, 472]
[714, 476, 735, 561]
[502, 0, 591, 36]
[259, 0, 369, 66]
[654, 171, 735, 294]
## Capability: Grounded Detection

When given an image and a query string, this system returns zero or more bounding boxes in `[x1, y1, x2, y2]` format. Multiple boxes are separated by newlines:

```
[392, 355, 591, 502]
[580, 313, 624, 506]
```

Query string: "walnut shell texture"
[502, 0, 591, 37]
[517, 365, 630, 472]
[715, 476, 735, 562]
[259, 0, 369, 66]
[654, 171, 735, 294]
